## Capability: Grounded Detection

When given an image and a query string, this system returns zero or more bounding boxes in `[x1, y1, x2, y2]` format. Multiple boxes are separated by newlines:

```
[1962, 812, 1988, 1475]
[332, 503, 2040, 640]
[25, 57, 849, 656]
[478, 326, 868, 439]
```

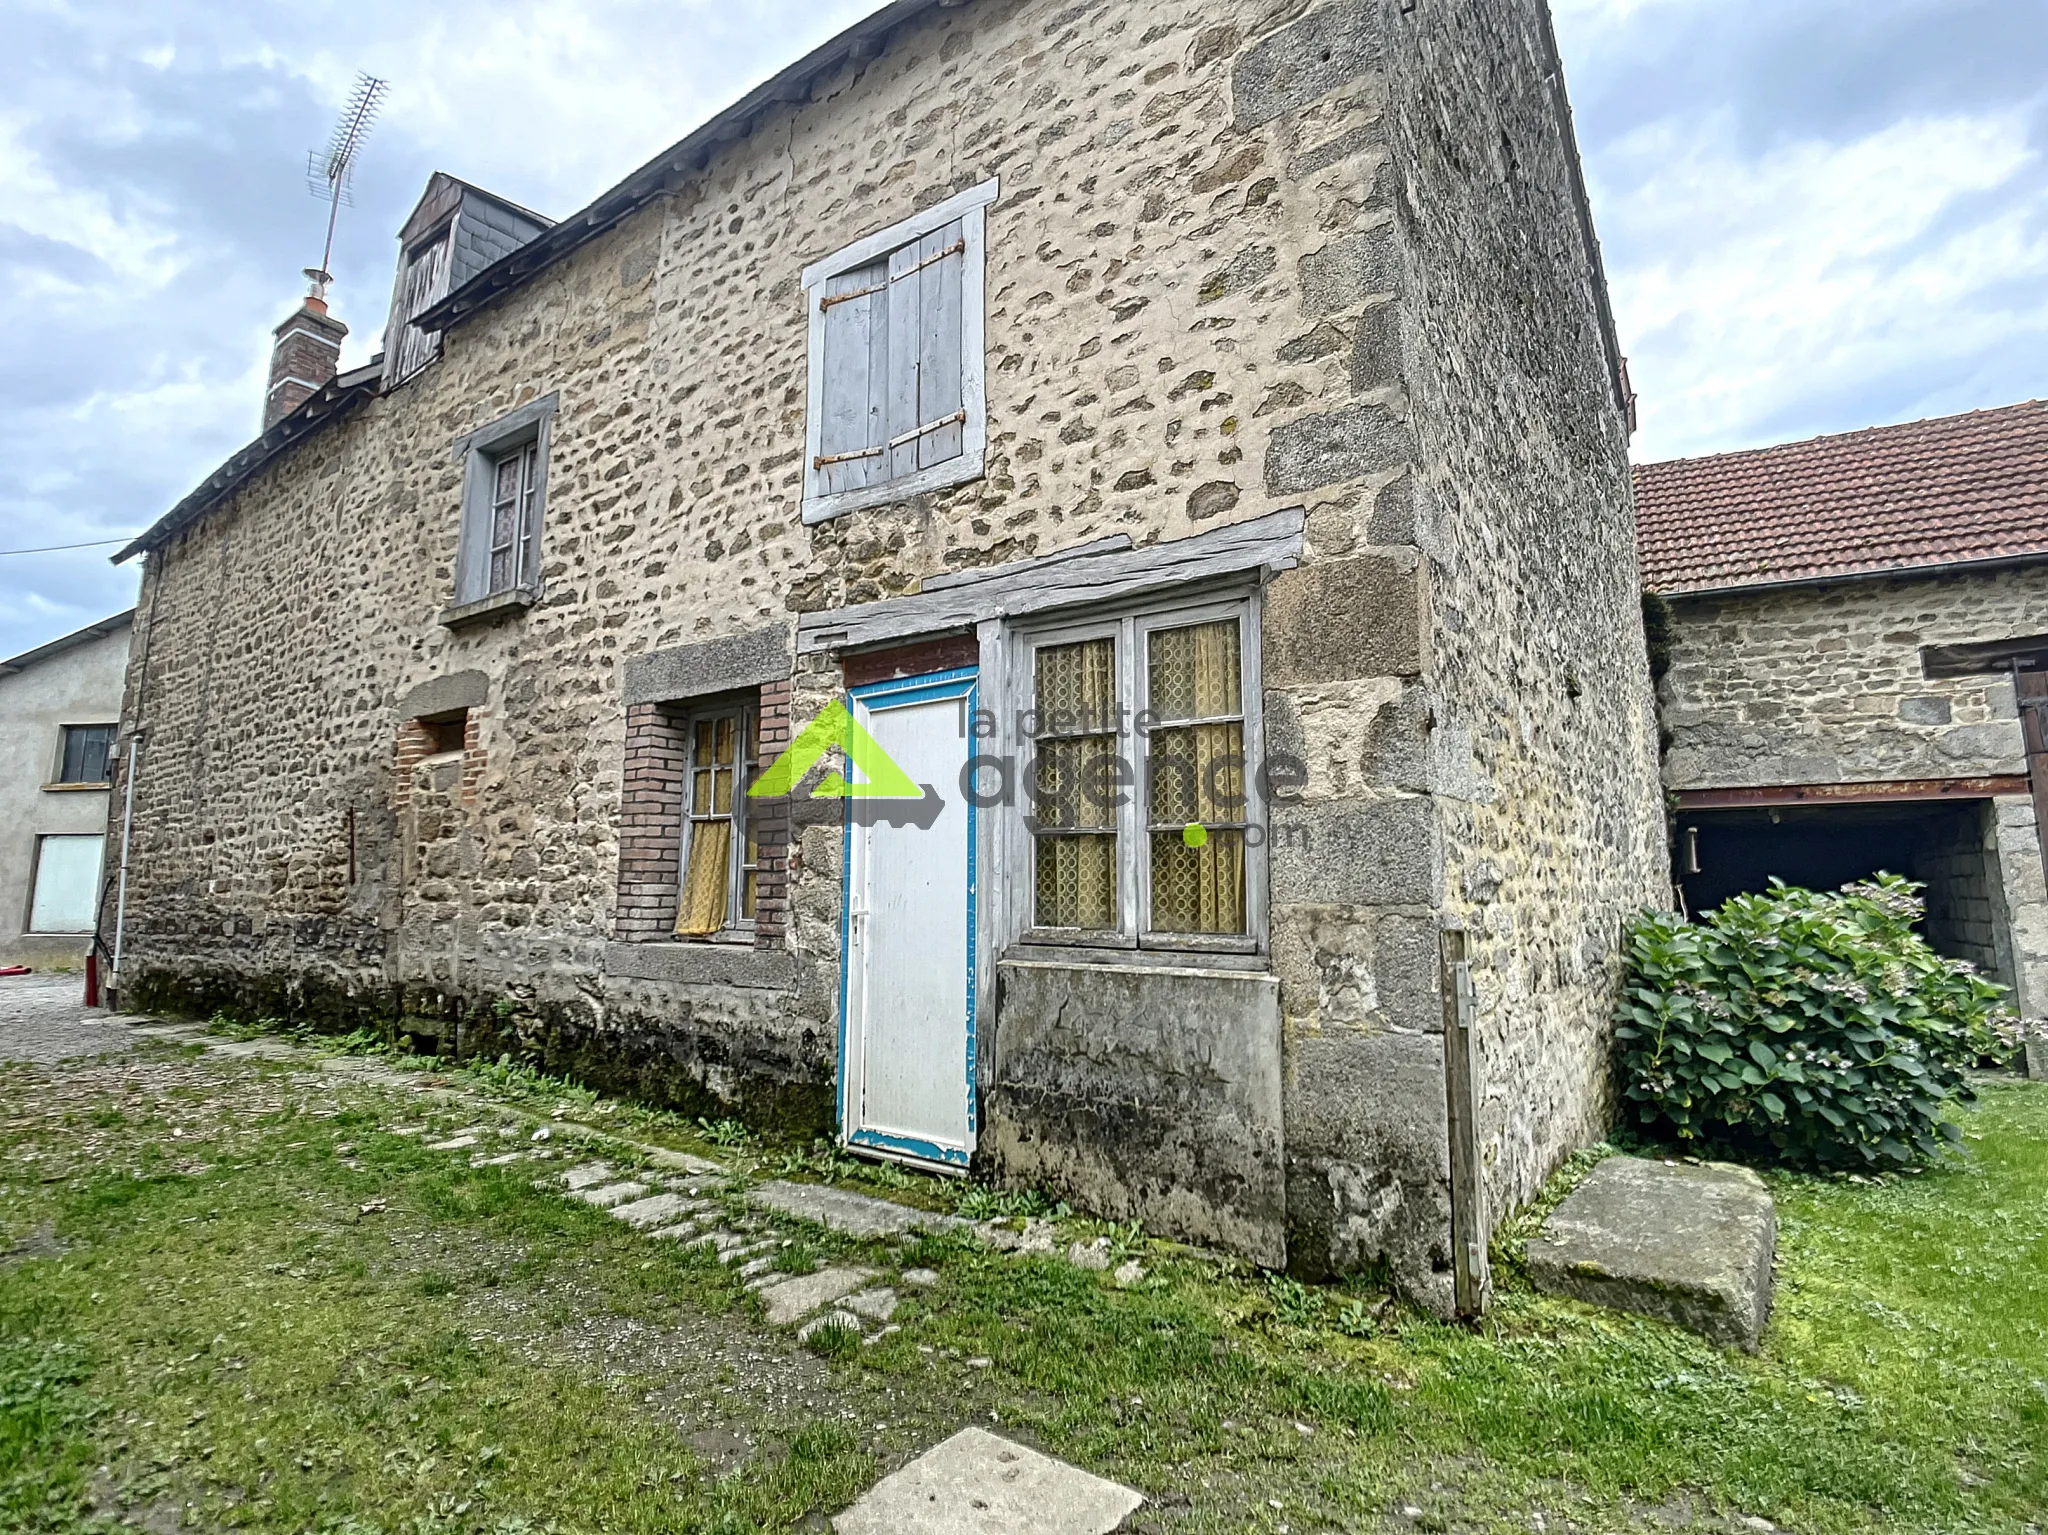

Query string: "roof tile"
[1634, 399, 2048, 594]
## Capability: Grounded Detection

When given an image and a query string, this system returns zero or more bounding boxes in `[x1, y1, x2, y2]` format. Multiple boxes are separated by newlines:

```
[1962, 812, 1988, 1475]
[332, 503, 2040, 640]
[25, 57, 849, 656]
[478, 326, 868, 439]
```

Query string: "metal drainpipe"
[109, 736, 139, 1003]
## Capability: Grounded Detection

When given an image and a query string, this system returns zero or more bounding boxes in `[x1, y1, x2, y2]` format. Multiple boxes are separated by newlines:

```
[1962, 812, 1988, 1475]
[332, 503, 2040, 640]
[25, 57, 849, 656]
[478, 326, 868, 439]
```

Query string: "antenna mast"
[304, 73, 390, 301]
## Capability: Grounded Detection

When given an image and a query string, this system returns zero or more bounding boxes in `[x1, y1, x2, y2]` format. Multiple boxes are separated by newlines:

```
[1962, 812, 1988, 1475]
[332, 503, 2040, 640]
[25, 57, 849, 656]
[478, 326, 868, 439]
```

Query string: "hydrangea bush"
[1615, 875, 2017, 1172]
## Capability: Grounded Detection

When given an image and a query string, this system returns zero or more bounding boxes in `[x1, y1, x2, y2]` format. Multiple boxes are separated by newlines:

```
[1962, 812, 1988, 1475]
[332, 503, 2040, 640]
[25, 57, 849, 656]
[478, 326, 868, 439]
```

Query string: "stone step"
[1525, 1155, 1776, 1352]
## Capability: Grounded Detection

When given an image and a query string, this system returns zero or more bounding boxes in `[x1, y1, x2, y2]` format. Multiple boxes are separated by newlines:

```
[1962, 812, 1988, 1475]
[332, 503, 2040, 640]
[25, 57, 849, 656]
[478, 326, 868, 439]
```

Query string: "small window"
[1021, 596, 1264, 949]
[29, 834, 103, 933]
[388, 228, 452, 384]
[676, 707, 761, 938]
[801, 179, 997, 524]
[55, 724, 117, 786]
[451, 395, 556, 610]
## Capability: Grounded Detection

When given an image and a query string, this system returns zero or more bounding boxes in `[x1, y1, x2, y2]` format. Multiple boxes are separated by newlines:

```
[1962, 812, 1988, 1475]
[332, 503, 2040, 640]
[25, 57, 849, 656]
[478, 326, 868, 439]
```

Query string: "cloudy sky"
[2, 0, 2043, 661]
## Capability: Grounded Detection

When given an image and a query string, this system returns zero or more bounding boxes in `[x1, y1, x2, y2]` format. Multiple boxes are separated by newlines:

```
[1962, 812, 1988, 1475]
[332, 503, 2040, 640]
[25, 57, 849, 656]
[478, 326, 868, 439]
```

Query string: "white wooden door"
[840, 669, 977, 1170]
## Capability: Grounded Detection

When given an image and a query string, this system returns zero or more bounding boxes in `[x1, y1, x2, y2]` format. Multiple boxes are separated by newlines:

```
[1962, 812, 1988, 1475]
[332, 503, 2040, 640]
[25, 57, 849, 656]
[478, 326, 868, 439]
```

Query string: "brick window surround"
[395, 709, 483, 809]
[618, 681, 792, 948]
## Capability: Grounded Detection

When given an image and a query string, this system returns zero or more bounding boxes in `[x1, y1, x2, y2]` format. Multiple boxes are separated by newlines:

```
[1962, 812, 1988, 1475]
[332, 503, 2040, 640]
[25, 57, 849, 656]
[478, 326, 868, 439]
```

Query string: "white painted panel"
[850, 694, 971, 1154]
[30, 834, 103, 933]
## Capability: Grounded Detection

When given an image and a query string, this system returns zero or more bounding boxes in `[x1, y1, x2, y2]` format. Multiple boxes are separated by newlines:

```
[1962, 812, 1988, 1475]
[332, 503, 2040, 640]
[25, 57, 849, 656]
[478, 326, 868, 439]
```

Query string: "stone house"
[104, 0, 1667, 1314]
[1637, 400, 2048, 1021]
[0, 612, 133, 969]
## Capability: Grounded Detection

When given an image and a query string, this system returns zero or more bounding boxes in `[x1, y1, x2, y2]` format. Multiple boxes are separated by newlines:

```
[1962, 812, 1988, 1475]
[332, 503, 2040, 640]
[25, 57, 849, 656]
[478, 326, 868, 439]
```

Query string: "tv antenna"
[303, 73, 389, 302]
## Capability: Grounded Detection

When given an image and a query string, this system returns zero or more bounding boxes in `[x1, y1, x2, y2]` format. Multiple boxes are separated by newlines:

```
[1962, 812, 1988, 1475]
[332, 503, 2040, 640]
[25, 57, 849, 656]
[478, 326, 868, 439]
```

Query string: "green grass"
[3, 1048, 2044, 1534]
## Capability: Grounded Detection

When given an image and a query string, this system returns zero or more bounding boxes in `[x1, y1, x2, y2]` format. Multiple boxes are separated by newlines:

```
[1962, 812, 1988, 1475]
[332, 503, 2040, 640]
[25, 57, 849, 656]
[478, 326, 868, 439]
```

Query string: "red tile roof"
[1633, 399, 2048, 595]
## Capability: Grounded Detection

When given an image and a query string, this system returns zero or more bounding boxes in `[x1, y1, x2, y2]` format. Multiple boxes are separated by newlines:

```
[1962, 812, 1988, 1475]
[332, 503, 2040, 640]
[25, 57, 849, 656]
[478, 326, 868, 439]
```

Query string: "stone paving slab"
[1526, 1156, 1776, 1351]
[751, 1179, 968, 1238]
[609, 1192, 702, 1229]
[833, 1428, 1143, 1535]
[574, 1180, 651, 1209]
[758, 1266, 875, 1327]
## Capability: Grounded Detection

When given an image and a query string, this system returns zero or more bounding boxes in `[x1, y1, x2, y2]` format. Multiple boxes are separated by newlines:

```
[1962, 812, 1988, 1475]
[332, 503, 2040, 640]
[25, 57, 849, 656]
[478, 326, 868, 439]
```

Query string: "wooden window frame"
[799, 178, 997, 525]
[677, 702, 760, 943]
[1009, 586, 1267, 956]
[451, 393, 558, 609]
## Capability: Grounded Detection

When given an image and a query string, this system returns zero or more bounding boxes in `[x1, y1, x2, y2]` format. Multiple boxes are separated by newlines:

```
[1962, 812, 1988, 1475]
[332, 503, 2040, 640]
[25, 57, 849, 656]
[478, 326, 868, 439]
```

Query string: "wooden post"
[1441, 927, 1490, 1319]
[2017, 665, 2048, 879]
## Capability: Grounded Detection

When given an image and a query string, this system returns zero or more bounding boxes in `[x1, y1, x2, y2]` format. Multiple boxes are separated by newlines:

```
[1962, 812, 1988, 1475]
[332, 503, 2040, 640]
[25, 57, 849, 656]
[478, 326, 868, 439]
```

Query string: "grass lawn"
[2, 1035, 2043, 1535]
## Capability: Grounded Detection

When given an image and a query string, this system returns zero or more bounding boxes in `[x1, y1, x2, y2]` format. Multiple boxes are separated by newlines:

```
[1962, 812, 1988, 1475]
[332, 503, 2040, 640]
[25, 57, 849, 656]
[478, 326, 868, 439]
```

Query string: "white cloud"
[1601, 110, 2048, 458]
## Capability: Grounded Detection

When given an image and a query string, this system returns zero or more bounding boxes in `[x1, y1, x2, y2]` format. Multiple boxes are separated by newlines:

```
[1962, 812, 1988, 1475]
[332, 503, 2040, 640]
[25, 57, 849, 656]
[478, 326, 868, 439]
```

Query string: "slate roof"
[1634, 399, 2048, 596]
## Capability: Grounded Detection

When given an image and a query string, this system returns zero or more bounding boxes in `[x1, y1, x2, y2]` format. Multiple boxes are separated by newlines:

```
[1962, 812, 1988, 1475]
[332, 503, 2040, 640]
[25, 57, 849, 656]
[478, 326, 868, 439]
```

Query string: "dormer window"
[381, 174, 554, 392]
[387, 227, 452, 384]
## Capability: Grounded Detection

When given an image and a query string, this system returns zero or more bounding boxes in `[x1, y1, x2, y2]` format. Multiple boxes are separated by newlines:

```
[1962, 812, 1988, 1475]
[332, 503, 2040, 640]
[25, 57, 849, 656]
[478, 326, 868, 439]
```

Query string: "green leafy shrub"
[1615, 875, 2015, 1172]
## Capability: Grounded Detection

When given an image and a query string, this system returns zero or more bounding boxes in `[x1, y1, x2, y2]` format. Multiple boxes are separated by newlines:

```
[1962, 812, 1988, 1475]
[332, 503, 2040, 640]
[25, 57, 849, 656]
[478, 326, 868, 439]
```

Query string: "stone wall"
[1661, 566, 2048, 1017]
[108, 0, 1658, 1306]
[1661, 566, 2045, 789]
[1264, 0, 1667, 1305]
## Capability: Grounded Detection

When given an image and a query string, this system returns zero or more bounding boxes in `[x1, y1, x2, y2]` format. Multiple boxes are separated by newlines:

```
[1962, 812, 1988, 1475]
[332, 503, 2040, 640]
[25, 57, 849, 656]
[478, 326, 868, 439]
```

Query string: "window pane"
[1149, 619, 1241, 722]
[1033, 735, 1119, 830]
[29, 835, 103, 933]
[1147, 723, 1246, 825]
[1035, 834, 1117, 930]
[713, 768, 733, 815]
[676, 821, 732, 937]
[1036, 637, 1116, 730]
[714, 716, 736, 766]
[691, 770, 713, 816]
[1150, 829, 1246, 935]
[60, 725, 115, 784]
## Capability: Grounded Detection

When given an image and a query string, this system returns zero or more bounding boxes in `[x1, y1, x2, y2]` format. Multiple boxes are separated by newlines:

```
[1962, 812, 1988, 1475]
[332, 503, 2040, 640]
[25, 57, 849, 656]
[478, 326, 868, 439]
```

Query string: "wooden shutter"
[883, 219, 967, 480]
[817, 261, 889, 495]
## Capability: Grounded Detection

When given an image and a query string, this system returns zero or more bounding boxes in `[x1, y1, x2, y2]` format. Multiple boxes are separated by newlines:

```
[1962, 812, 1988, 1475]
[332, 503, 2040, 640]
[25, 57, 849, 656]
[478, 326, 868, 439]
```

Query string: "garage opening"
[1675, 799, 2015, 989]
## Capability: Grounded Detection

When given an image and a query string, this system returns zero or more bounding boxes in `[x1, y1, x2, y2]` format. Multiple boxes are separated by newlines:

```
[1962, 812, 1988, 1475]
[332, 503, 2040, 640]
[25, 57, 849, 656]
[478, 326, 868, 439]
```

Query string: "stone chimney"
[263, 294, 348, 430]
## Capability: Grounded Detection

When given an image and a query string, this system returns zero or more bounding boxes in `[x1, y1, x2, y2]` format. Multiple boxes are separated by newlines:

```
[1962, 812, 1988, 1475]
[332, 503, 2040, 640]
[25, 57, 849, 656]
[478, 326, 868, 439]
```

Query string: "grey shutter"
[455, 444, 497, 603]
[882, 218, 967, 480]
[916, 220, 966, 468]
[818, 262, 888, 495]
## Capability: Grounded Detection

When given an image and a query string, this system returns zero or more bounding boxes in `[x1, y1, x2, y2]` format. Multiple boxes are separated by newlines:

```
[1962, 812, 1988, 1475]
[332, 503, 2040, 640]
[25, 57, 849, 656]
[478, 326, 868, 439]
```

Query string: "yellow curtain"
[675, 821, 731, 936]
[1148, 620, 1240, 720]
[1151, 829, 1246, 934]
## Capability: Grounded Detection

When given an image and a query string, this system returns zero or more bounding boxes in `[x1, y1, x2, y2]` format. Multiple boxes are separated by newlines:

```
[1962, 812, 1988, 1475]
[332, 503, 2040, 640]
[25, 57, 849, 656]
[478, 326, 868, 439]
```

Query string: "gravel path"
[0, 971, 140, 1065]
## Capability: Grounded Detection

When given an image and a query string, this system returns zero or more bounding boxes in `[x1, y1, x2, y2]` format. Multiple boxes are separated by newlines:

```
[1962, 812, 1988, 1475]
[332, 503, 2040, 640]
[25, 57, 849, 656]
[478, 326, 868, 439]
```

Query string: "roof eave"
[413, 0, 944, 335]
[113, 367, 383, 565]
[1651, 548, 2048, 601]
[0, 609, 137, 676]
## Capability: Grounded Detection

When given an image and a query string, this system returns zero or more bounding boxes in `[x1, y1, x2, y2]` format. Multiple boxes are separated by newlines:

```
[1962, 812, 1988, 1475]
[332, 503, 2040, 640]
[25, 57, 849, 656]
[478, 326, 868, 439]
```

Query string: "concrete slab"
[1526, 1156, 1776, 1351]
[751, 1180, 966, 1238]
[758, 1266, 875, 1327]
[833, 1428, 1143, 1535]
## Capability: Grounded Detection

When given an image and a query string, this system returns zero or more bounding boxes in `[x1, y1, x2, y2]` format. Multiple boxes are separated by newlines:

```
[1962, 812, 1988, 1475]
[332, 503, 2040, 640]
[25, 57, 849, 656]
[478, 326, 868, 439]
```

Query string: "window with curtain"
[676, 707, 761, 938]
[1024, 596, 1260, 948]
